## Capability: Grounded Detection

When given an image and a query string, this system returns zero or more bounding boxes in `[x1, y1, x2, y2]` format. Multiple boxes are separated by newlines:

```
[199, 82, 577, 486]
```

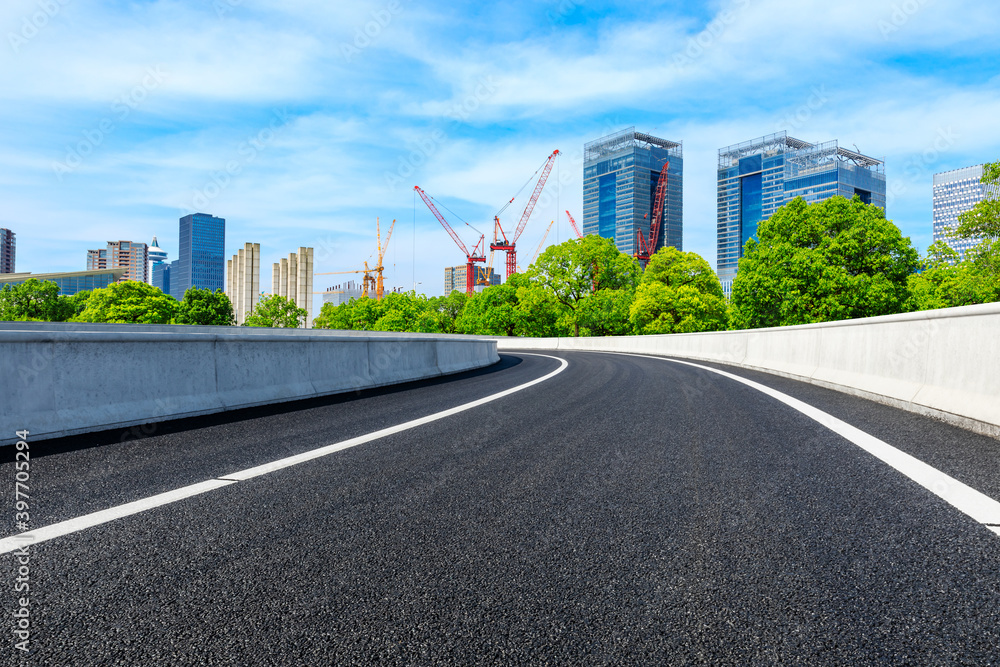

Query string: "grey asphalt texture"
[3, 351, 1000, 666]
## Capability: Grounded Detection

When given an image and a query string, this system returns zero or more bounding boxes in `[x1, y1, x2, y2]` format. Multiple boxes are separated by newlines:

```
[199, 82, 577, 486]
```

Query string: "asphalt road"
[3, 351, 1000, 665]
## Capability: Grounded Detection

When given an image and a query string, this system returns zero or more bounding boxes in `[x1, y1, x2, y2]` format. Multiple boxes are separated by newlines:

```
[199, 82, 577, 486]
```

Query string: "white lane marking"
[0, 354, 568, 555]
[609, 351, 1000, 534]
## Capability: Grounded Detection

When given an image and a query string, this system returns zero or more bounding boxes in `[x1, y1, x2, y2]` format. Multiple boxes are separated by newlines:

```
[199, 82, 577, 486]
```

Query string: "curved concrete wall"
[496, 303, 1000, 439]
[1, 323, 499, 446]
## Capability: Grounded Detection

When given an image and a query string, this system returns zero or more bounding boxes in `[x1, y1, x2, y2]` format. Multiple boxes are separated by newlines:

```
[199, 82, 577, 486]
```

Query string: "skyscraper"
[583, 127, 683, 256]
[933, 165, 997, 259]
[173, 213, 225, 299]
[148, 236, 168, 287]
[0, 228, 14, 274]
[86, 240, 149, 283]
[717, 131, 886, 296]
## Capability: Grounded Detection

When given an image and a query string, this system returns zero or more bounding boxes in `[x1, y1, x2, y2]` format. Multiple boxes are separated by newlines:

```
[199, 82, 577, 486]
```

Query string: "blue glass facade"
[583, 128, 683, 255]
[152, 261, 171, 295]
[717, 132, 886, 297]
[0, 269, 123, 296]
[173, 213, 225, 298]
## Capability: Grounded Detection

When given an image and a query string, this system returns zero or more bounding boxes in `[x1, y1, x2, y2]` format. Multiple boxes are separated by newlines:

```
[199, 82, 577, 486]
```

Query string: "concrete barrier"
[496, 303, 1000, 439]
[1, 323, 499, 446]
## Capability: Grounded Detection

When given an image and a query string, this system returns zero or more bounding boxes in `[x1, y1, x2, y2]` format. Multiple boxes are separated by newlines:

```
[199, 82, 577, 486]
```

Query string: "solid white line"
[608, 351, 1000, 534]
[0, 354, 568, 555]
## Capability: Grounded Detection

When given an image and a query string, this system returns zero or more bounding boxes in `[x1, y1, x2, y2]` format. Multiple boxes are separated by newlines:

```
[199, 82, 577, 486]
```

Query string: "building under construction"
[444, 265, 500, 295]
[271, 247, 314, 328]
[583, 128, 684, 257]
[322, 280, 364, 307]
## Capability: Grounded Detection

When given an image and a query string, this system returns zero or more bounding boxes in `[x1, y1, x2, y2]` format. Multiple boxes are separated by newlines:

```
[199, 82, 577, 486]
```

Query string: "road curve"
[3, 351, 999, 665]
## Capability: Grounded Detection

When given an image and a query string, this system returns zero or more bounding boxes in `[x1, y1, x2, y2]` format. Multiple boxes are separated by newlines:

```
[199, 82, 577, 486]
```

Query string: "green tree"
[528, 236, 641, 336]
[243, 294, 307, 328]
[955, 161, 1000, 277]
[457, 282, 523, 336]
[905, 242, 998, 311]
[0, 279, 65, 321]
[629, 247, 728, 334]
[427, 291, 468, 333]
[175, 288, 235, 325]
[578, 289, 634, 336]
[74, 281, 178, 324]
[730, 196, 919, 329]
[59, 290, 92, 321]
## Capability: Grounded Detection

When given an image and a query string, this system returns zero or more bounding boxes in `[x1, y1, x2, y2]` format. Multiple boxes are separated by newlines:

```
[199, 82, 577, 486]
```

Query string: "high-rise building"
[0, 228, 14, 274]
[226, 242, 261, 325]
[173, 213, 225, 299]
[444, 265, 500, 294]
[0, 268, 125, 296]
[86, 240, 149, 283]
[148, 236, 168, 287]
[933, 165, 997, 259]
[271, 247, 314, 328]
[583, 127, 683, 256]
[717, 131, 886, 297]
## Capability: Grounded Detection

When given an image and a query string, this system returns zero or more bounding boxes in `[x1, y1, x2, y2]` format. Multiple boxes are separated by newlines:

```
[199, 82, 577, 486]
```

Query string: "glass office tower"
[583, 128, 683, 256]
[172, 213, 225, 298]
[717, 132, 885, 297]
[933, 165, 996, 259]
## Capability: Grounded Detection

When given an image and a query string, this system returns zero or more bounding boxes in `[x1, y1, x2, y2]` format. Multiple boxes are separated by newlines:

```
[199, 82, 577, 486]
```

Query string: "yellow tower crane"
[314, 218, 396, 300]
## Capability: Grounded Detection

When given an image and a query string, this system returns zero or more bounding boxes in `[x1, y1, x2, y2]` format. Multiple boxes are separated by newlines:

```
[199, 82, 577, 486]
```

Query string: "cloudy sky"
[2, 0, 999, 307]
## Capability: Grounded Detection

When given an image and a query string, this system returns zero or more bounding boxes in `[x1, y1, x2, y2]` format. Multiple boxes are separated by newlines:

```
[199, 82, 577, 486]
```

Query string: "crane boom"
[414, 186, 471, 257]
[565, 210, 583, 239]
[635, 162, 669, 264]
[530, 220, 555, 266]
[512, 149, 560, 244]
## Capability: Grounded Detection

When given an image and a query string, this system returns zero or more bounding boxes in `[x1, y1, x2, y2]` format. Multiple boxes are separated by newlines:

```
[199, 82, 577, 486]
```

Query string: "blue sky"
[2, 0, 999, 308]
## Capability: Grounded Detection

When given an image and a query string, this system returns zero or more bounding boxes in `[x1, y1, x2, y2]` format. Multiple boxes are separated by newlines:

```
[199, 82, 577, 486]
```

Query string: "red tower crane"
[565, 210, 583, 239]
[490, 149, 560, 278]
[414, 186, 486, 295]
[634, 162, 670, 266]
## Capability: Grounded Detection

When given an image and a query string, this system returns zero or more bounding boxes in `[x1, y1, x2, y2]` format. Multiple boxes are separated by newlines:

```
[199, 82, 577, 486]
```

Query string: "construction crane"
[565, 210, 583, 239]
[528, 220, 555, 267]
[634, 162, 670, 266]
[414, 186, 486, 295]
[490, 149, 560, 279]
[314, 218, 396, 300]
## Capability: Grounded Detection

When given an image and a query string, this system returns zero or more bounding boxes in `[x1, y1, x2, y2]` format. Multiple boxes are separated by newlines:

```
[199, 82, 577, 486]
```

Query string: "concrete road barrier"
[496, 303, 1000, 439]
[0, 323, 499, 446]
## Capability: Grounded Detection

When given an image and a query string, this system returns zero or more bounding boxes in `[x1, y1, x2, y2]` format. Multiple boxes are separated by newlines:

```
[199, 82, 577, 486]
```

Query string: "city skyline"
[2, 0, 999, 308]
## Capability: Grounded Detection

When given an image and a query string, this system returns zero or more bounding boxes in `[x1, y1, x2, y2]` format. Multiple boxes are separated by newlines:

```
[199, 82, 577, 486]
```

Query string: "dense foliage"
[730, 196, 920, 329]
[75, 280, 179, 324]
[175, 287, 236, 326]
[244, 294, 308, 328]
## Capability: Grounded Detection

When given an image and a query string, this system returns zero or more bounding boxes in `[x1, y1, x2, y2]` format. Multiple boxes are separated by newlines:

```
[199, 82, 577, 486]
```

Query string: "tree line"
[3, 161, 997, 333]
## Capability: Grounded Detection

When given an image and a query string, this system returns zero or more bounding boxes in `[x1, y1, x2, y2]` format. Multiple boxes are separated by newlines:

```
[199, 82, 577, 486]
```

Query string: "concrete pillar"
[226, 259, 233, 305]
[249, 243, 260, 321]
[287, 253, 297, 305]
[279, 258, 288, 300]
[272, 262, 279, 299]
[236, 248, 245, 325]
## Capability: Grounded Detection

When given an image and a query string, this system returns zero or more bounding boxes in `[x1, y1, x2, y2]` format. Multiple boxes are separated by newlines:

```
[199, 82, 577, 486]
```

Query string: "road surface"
[3, 351, 999, 664]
